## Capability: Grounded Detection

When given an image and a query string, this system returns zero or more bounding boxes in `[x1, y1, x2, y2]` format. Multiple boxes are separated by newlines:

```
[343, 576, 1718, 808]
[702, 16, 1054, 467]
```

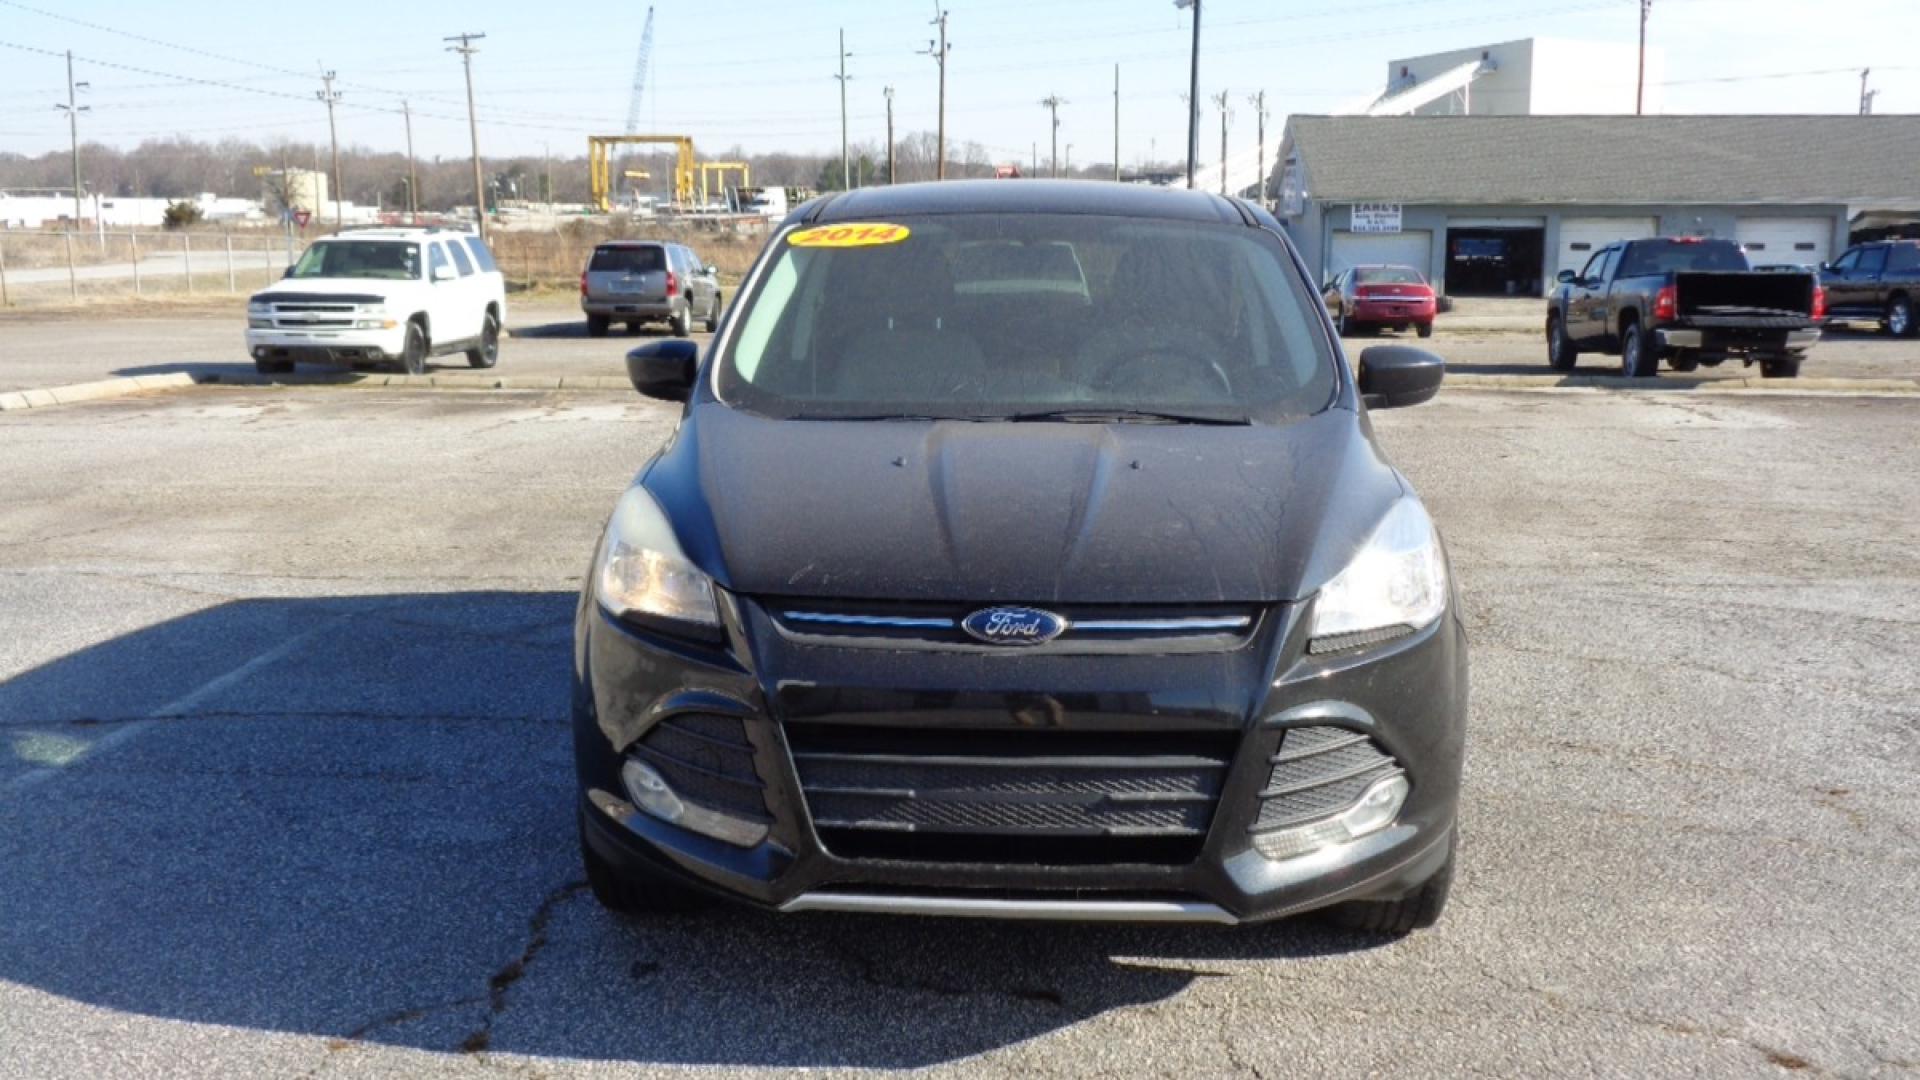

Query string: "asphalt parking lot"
[1, 302, 1917, 392]
[3, 382, 1916, 1077]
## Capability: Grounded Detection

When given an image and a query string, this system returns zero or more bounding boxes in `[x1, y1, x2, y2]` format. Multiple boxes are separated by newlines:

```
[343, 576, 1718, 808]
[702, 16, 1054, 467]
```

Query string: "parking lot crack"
[457, 880, 588, 1054]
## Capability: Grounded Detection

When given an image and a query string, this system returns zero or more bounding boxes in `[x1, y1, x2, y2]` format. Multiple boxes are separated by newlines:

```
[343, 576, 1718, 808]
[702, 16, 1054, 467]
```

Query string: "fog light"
[1251, 774, 1409, 862]
[621, 758, 686, 825]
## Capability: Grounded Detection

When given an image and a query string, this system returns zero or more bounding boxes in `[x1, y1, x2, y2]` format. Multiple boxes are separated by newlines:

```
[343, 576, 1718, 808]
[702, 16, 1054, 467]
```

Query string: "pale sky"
[0, 0, 1914, 166]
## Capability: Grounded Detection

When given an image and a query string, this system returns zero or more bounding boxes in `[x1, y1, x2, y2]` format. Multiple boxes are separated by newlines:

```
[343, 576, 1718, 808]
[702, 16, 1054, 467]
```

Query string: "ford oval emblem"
[961, 606, 1067, 646]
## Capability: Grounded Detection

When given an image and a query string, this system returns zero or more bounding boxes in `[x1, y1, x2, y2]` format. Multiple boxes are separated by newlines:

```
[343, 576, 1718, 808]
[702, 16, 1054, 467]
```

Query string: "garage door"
[1556, 217, 1658, 279]
[1735, 218, 1832, 268]
[1328, 230, 1433, 283]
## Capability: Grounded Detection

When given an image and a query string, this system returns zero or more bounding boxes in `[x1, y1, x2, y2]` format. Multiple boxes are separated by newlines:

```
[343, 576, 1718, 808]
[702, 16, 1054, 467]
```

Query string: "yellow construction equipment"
[588, 134, 694, 211]
[698, 161, 750, 208]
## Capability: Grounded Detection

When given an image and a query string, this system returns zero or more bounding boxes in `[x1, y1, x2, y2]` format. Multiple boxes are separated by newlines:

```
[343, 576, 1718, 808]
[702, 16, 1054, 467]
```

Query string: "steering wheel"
[1086, 326, 1234, 399]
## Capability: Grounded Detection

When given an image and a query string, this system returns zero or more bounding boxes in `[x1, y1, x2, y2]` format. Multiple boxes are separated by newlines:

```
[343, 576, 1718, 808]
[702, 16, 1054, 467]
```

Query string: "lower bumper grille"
[631, 713, 770, 824]
[787, 724, 1234, 865]
[1253, 726, 1402, 832]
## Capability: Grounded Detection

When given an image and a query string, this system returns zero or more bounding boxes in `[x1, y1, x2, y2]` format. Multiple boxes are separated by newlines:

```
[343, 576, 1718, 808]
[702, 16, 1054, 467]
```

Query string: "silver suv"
[580, 241, 721, 338]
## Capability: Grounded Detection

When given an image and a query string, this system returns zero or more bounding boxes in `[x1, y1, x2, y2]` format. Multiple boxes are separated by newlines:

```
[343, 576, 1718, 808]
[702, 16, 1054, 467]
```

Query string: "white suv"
[246, 227, 507, 375]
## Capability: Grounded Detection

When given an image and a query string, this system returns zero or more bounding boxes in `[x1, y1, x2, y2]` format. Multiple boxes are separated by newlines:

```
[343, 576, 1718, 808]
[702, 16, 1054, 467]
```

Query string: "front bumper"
[246, 326, 406, 364]
[573, 594, 1467, 925]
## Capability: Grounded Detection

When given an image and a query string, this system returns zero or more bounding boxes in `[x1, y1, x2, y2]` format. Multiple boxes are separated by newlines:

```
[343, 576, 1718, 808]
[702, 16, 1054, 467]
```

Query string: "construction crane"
[624, 7, 655, 136]
[589, 134, 695, 210]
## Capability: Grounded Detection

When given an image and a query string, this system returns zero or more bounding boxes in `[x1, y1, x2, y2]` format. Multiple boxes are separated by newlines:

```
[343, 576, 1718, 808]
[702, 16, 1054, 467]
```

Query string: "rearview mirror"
[1357, 345, 1444, 410]
[704, 264, 718, 276]
[625, 339, 700, 402]
[1556, 269, 1577, 284]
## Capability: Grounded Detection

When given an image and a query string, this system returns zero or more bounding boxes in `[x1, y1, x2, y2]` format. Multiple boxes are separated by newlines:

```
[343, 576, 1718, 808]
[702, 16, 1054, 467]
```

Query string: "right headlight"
[595, 485, 721, 638]
[1307, 497, 1448, 652]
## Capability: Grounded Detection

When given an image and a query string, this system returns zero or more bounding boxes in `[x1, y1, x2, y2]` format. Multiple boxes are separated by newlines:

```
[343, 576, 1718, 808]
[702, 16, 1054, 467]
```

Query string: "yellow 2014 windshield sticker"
[788, 222, 910, 248]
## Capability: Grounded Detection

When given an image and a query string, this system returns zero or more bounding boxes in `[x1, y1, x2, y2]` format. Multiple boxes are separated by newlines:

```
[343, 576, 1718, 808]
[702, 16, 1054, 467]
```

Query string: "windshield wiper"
[999, 408, 1252, 426]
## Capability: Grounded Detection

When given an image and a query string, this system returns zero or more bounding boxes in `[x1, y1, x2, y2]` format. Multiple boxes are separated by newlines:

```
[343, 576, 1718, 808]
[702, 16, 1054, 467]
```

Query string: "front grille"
[768, 599, 1259, 652]
[787, 724, 1235, 865]
[1252, 726, 1402, 831]
[631, 712, 770, 823]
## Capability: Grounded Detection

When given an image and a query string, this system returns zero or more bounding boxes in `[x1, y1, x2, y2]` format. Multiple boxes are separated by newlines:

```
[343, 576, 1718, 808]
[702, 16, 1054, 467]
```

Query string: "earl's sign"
[1350, 203, 1403, 234]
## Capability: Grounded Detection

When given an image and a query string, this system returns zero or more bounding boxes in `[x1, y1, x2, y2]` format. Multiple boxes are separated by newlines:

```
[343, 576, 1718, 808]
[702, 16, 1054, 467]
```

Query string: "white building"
[1362, 37, 1665, 117]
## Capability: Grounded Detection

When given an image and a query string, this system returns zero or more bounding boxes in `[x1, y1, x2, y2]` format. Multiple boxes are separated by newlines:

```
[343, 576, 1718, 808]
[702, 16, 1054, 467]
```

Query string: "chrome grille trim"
[783, 611, 956, 629]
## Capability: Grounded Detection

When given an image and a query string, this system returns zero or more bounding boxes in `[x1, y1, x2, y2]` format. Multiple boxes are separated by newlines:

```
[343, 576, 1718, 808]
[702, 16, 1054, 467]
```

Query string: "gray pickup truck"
[1546, 237, 1822, 378]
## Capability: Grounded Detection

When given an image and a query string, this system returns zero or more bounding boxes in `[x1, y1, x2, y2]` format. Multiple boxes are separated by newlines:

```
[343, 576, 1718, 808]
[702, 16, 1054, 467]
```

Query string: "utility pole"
[445, 31, 489, 239]
[1247, 90, 1268, 208]
[1040, 95, 1065, 178]
[884, 86, 897, 184]
[1176, 0, 1201, 187]
[1113, 64, 1121, 182]
[834, 29, 852, 190]
[403, 99, 419, 224]
[55, 51, 89, 228]
[1859, 68, 1878, 115]
[1212, 90, 1230, 196]
[316, 67, 343, 229]
[922, 7, 951, 179]
[1635, 0, 1651, 115]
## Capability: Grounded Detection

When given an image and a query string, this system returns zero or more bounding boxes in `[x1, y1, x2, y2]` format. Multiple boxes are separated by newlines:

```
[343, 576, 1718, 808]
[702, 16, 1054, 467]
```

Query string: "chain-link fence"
[0, 228, 297, 306]
[0, 218, 774, 307]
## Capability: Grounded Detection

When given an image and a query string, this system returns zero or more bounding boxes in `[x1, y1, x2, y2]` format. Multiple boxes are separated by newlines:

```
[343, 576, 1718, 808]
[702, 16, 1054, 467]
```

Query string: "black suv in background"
[1820, 240, 1920, 337]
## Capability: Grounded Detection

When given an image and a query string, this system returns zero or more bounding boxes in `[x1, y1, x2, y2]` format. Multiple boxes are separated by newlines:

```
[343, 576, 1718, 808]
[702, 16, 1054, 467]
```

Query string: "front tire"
[399, 321, 429, 376]
[1619, 319, 1655, 378]
[253, 357, 295, 375]
[466, 312, 499, 368]
[1547, 314, 1578, 371]
[580, 814, 703, 915]
[670, 303, 692, 338]
[1887, 295, 1913, 338]
[704, 292, 722, 333]
[586, 314, 610, 338]
[1325, 832, 1455, 935]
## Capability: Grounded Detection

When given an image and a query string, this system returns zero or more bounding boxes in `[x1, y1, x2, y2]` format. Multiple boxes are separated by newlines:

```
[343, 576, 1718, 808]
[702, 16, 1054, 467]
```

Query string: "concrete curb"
[5, 368, 1916, 415]
[1447, 373, 1920, 394]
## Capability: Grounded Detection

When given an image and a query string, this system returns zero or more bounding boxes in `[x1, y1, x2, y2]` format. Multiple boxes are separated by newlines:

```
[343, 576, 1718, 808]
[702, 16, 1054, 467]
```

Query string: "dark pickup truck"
[1820, 239, 1920, 337]
[1547, 237, 1823, 378]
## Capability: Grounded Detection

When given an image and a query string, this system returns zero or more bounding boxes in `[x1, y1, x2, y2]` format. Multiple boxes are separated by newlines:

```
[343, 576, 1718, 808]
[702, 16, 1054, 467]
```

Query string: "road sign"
[293, 209, 311, 228]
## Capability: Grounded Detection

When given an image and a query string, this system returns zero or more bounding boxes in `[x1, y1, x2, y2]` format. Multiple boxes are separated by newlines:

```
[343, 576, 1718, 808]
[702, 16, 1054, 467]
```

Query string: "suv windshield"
[288, 241, 421, 281]
[590, 246, 666, 273]
[1618, 239, 1750, 277]
[717, 213, 1335, 422]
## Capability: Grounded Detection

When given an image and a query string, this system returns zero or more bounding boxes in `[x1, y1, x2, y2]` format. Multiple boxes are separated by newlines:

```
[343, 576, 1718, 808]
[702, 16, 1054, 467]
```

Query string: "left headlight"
[1308, 497, 1447, 651]
[247, 301, 271, 314]
[595, 485, 721, 637]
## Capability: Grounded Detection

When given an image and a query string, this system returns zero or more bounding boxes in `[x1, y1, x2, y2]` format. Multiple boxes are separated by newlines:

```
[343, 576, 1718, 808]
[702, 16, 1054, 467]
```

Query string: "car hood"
[644, 404, 1405, 605]
[249, 278, 417, 303]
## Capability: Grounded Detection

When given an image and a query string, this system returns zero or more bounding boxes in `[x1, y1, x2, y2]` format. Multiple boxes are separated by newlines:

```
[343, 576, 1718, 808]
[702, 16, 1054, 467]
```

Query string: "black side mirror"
[625, 339, 699, 402]
[282, 266, 295, 279]
[1357, 345, 1444, 410]
[1556, 269, 1577, 285]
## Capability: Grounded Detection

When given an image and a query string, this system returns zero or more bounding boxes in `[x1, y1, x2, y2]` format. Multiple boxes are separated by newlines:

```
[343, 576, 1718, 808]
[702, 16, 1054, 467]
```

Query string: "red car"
[1323, 264, 1437, 338]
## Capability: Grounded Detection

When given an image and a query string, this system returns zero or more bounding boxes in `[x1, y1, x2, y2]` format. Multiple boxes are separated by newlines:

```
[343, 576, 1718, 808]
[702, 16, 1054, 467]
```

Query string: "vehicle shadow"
[510, 320, 681, 341]
[0, 591, 1390, 1070]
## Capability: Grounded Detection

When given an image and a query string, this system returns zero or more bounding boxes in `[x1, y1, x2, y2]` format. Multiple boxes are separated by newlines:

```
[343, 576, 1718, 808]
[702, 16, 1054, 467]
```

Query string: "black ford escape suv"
[573, 181, 1466, 933]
